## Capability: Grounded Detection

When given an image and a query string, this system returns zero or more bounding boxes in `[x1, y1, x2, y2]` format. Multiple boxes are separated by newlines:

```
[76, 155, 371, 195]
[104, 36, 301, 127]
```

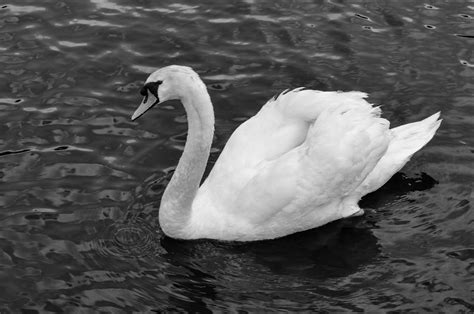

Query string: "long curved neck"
[159, 80, 214, 238]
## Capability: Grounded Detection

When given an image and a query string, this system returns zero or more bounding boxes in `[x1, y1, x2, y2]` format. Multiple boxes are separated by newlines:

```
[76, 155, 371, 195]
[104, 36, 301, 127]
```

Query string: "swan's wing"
[204, 88, 372, 181]
[235, 101, 390, 226]
[197, 88, 385, 209]
[197, 89, 318, 212]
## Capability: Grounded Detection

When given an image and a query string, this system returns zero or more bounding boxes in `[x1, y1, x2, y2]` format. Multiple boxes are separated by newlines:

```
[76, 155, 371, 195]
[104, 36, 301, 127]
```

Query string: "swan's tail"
[388, 111, 442, 162]
[355, 112, 442, 196]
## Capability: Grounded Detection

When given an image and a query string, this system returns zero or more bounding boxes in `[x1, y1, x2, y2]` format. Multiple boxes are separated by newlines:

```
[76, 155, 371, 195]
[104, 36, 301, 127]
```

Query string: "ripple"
[0, 55, 28, 64]
[0, 148, 30, 156]
[92, 217, 163, 259]
[89, 0, 135, 14]
[57, 41, 88, 48]
[362, 26, 388, 33]
[459, 59, 474, 67]
[0, 32, 13, 41]
[69, 19, 124, 28]
[208, 18, 239, 23]
[202, 73, 263, 81]
[424, 4, 439, 10]
[23, 106, 57, 113]
[208, 82, 231, 91]
[4, 4, 46, 14]
[354, 13, 371, 21]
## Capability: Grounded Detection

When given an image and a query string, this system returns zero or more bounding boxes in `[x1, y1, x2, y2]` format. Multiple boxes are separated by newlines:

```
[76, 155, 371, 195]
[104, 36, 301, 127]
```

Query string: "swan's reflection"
[360, 172, 438, 208]
[161, 218, 379, 279]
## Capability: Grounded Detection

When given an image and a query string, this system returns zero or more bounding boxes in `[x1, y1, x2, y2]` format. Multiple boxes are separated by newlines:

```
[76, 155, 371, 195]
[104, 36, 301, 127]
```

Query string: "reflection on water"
[0, 0, 473, 312]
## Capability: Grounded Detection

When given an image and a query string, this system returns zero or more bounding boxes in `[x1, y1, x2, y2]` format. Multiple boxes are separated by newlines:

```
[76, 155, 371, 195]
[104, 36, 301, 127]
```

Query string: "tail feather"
[389, 112, 441, 159]
[354, 112, 441, 196]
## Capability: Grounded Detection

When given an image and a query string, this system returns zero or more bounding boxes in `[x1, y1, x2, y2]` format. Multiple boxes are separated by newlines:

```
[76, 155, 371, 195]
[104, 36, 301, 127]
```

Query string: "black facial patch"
[140, 80, 162, 100]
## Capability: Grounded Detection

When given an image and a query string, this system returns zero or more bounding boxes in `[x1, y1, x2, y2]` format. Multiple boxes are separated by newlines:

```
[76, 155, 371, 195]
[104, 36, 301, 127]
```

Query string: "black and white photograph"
[0, 0, 472, 312]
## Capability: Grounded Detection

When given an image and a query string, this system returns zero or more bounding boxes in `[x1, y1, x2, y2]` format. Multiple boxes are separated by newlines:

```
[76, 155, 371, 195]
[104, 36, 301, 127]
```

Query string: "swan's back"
[207, 89, 374, 175]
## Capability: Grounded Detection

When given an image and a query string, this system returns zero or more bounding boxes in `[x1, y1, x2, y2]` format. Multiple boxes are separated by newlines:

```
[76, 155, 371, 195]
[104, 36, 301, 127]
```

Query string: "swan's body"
[132, 65, 441, 241]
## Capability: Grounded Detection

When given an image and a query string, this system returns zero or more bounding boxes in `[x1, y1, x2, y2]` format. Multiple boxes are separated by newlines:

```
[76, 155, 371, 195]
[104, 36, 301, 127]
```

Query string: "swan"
[131, 65, 441, 241]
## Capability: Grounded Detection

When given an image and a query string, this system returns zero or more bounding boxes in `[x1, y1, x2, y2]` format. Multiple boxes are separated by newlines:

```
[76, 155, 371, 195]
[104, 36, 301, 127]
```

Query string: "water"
[0, 0, 473, 311]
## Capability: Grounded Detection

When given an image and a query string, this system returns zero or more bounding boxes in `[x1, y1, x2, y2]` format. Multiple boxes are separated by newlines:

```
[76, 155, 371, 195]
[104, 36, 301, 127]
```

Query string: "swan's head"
[131, 65, 203, 120]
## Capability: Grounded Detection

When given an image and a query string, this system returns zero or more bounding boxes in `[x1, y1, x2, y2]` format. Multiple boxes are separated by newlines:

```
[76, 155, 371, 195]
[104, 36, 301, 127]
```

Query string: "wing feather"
[196, 89, 389, 225]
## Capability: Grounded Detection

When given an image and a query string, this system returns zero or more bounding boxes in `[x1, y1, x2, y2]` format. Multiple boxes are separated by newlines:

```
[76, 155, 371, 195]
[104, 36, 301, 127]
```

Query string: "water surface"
[0, 0, 473, 312]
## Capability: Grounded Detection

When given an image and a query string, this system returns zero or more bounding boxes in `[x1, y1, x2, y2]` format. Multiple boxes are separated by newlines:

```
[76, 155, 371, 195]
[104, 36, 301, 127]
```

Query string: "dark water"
[0, 0, 473, 312]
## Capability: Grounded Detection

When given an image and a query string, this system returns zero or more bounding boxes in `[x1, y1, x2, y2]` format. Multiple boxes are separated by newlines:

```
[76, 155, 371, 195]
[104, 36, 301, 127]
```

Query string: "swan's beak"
[131, 92, 160, 121]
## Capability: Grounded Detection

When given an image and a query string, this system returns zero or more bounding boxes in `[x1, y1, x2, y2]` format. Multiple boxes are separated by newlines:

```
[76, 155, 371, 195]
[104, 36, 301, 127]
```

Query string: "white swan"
[131, 65, 441, 241]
